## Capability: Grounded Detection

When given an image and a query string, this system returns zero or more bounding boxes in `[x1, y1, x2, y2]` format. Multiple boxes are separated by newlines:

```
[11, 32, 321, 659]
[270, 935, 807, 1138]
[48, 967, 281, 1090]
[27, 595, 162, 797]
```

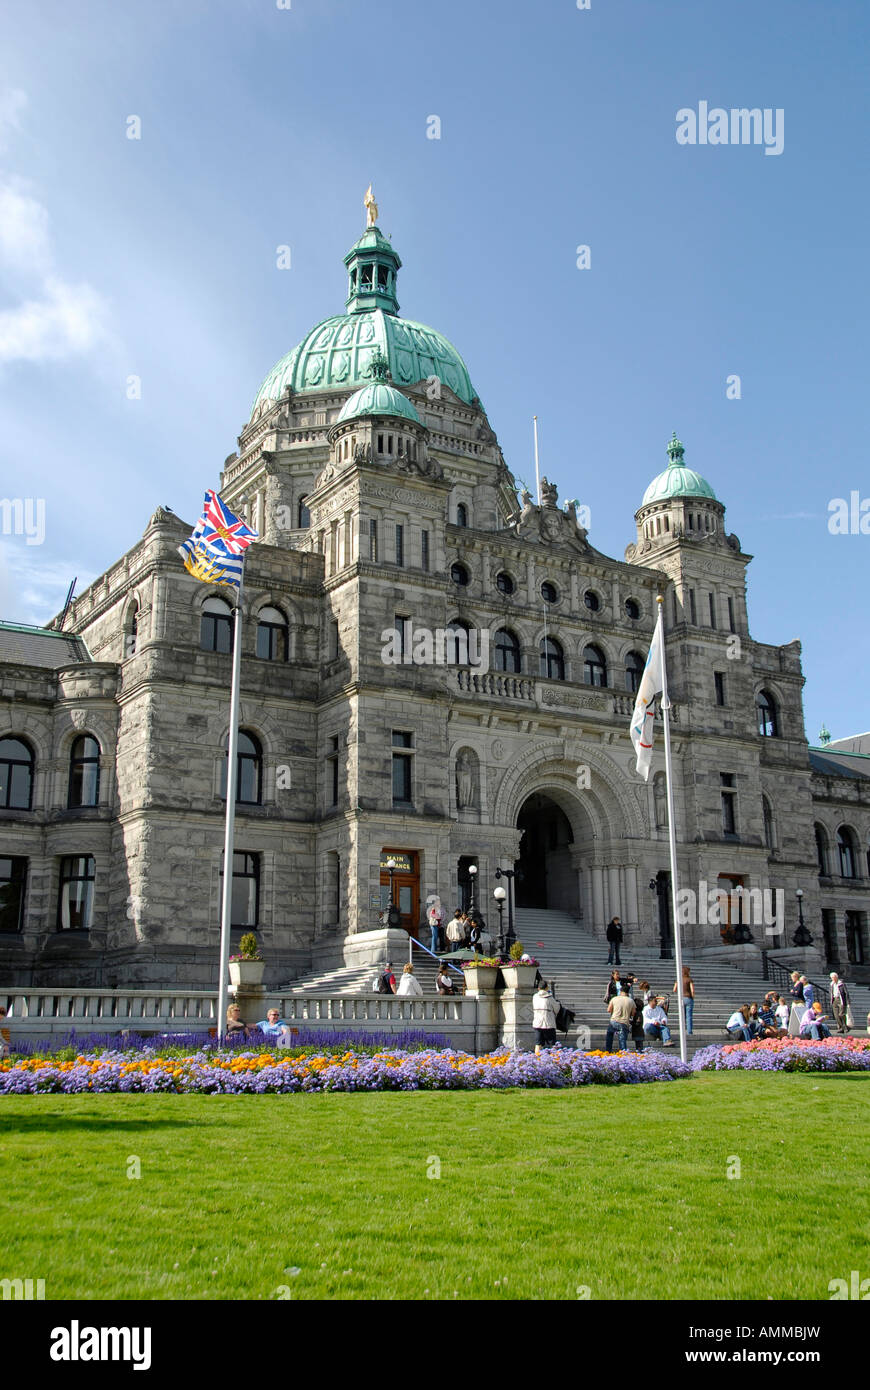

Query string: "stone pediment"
[504, 477, 590, 552]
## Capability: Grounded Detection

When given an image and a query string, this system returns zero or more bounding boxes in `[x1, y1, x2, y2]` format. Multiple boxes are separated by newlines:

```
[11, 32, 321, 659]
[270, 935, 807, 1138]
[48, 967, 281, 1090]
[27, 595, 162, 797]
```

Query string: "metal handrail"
[409, 936, 465, 976]
[762, 955, 831, 1012]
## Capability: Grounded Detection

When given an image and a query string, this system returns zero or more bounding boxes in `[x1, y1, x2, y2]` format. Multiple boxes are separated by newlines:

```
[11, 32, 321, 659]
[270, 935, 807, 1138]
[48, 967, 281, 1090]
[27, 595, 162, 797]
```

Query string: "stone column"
[464, 982, 500, 1054]
[608, 866, 621, 921]
[591, 866, 605, 934]
[624, 863, 639, 932]
[499, 980, 536, 1051]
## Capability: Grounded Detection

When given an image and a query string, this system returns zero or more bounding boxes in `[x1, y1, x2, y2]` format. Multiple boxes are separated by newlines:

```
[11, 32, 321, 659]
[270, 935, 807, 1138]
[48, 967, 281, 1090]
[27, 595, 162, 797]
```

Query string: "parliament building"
[1, 203, 868, 988]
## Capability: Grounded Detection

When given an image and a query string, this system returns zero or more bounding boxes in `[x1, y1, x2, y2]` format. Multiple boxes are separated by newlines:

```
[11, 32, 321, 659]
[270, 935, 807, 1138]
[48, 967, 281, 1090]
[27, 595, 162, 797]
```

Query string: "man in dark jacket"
[606, 916, 623, 965]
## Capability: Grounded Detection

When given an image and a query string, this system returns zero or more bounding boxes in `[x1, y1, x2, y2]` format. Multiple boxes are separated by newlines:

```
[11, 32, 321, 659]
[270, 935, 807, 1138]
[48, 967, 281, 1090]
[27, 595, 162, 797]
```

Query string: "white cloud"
[0, 275, 109, 362]
[0, 544, 94, 627]
[0, 89, 27, 154]
[0, 177, 52, 275]
[0, 96, 111, 367]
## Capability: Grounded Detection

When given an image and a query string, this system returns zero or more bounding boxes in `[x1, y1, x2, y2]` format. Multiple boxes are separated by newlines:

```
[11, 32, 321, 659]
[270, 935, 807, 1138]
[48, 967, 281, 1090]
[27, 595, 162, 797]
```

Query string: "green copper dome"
[251, 215, 478, 412]
[336, 380, 421, 424]
[642, 434, 717, 506]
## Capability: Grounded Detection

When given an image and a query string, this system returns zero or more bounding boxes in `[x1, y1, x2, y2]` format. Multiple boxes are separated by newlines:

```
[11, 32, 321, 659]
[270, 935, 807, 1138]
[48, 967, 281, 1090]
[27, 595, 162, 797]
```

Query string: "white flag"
[630, 610, 664, 781]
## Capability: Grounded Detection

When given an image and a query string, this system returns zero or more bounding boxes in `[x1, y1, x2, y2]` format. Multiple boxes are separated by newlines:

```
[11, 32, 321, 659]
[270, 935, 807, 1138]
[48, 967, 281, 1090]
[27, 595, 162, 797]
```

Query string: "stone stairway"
[512, 908, 870, 1054]
[274, 910, 869, 1056]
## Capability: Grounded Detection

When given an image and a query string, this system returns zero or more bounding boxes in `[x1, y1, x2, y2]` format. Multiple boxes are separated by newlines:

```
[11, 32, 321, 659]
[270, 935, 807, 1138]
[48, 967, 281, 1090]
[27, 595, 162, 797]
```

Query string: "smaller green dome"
[642, 434, 717, 506]
[336, 380, 421, 425]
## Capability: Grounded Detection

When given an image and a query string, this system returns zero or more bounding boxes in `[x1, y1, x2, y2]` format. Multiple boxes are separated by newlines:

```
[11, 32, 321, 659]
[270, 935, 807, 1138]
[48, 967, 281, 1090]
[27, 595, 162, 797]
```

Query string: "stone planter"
[229, 959, 265, 989]
[500, 964, 539, 989]
[462, 965, 500, 992]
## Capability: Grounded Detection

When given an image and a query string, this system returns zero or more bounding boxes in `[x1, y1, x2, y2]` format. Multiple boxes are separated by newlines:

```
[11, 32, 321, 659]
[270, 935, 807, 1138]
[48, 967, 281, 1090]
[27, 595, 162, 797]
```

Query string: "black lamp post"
[385, 857, 401, 930]
[733, 885, 754, 944]
[468, 863, 478, 915]
[494, 867, 516, 954]
[493, 886, 506, 957]
[793, 888, 813, 946]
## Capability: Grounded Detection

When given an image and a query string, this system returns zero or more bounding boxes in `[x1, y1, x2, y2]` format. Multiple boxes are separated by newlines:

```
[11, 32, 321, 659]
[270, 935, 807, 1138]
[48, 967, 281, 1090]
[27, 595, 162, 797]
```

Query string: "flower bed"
[7, 1027, 454, 1061]
[692, 1036, 870, 1073]
[0, 1045, 692, 1094]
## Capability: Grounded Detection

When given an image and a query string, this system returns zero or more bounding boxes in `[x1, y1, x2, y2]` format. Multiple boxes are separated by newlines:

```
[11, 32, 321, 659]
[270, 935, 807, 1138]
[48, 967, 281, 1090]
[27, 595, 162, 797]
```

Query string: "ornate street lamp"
[793, 887, 813, 946]
[468, 863, 478, 915]
[733, 884, 754, 944]
[493, 886, 507, 957]
[494, 866, 516, 954]
[384, 858, 401, 930]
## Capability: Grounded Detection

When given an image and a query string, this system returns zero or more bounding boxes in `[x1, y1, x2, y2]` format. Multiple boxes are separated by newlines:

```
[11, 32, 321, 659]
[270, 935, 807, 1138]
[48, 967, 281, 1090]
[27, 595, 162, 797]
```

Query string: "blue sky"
[0, 0, 867, 741]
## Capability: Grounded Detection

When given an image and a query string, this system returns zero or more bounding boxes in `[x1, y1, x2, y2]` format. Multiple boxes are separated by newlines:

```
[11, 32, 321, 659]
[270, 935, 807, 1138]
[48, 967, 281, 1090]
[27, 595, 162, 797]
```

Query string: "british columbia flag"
[178, 490, 258, 591]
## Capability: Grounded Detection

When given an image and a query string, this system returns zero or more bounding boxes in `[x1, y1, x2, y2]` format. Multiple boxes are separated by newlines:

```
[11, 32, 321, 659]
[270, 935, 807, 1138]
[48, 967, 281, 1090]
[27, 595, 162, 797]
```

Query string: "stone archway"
[516, 792, 577, 910]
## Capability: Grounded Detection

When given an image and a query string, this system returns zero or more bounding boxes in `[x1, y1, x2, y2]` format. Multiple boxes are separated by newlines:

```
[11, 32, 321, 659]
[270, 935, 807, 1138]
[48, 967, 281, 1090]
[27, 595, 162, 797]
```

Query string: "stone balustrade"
[0, 983, 534, 1053]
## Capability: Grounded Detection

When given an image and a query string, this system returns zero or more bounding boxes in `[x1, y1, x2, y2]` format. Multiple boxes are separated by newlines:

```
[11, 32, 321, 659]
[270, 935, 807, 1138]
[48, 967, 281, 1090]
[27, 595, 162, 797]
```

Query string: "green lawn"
[1, 1072, 866, 1301]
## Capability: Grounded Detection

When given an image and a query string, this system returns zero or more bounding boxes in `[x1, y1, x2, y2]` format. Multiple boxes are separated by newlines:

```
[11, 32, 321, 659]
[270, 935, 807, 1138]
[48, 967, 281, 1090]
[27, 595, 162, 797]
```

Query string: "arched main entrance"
[516, 792, 576, 910]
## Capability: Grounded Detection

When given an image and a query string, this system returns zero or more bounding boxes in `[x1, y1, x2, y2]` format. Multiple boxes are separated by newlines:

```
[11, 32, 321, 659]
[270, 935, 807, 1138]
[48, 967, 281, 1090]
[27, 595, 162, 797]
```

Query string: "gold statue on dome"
[364, 184, 379, 228]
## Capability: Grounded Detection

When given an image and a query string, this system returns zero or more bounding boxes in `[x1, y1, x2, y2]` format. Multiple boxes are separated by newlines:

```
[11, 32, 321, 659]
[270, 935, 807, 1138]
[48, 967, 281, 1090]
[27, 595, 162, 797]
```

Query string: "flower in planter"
[502, 956, 539, 967]
[229, 932, 262, 963]
[460, 957, 502, 970]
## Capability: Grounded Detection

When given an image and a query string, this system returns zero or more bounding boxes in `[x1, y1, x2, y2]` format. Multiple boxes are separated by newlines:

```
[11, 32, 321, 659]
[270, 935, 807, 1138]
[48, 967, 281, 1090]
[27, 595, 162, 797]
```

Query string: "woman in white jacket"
[397, 963, 423, 997]
[532, 982, 558, 1050]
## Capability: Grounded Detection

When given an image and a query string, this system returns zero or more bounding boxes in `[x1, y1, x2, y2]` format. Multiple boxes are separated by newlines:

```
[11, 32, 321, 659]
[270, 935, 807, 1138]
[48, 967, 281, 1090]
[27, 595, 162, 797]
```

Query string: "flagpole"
[533, 415, 541, 504]
[217, 574, 245, 1037]
[657, 594, 688, 1064]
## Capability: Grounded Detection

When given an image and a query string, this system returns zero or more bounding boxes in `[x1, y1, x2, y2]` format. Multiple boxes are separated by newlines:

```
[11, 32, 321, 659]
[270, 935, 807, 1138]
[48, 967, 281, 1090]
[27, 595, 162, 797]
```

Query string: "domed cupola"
[642, 434, 717, 505]
[631, 434, 726, 553]
[326, 349, 429, 471]
[249, 191, 479, 412]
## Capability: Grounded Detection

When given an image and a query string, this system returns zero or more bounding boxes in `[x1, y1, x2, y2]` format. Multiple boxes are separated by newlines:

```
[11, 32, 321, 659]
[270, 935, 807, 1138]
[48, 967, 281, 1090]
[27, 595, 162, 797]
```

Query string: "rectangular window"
[220, 851, 260, 928]
[0, 856, 26, 933]
[329, 619, 339, 661]
[394, 614, 410, 661]
[728, 597, 736, 632]
[391, 731, 413, 805]
[328, 735, 339, 807]
[370, 519, 378, 563]
[721, 773, 737, 835]
[708, 592, 716, 628]
[689, 589, 696, 625]
[421, 530, 430, 572]
[714, 672, 725, 706]
[57, 855, 95, 931]
[395, 524, 404, 567]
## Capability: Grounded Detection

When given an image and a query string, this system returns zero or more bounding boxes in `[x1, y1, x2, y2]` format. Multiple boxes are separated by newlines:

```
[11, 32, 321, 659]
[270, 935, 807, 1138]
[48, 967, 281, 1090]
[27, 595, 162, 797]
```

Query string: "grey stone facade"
[1, 221, 868, 988]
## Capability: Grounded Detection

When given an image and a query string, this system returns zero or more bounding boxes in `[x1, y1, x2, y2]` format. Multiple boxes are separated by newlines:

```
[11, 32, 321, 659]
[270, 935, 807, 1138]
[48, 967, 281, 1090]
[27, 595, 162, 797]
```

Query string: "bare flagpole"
[657, 593, 687, 1064]
[217, 574, 245, 1036]
[533, 415, 541, 504]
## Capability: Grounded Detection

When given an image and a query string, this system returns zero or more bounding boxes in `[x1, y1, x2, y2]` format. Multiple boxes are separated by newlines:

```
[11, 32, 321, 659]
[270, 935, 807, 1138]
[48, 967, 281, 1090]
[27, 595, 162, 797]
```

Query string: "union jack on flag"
[178, 489, 258, 592]
[199, 490, 258, 556]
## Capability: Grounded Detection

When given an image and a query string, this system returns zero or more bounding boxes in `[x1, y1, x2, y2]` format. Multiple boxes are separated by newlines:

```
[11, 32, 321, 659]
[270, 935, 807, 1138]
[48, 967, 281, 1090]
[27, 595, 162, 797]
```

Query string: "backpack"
[377, 972, 393, 995]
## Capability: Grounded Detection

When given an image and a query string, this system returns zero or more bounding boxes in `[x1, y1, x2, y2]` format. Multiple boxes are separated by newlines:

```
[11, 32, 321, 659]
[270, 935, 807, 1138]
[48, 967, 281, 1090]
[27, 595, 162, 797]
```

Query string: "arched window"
[583, 644, 607, 688]
[297, 497, 310, 529]
[124, 601, 139, 658]
[815, 823, 829, 877]
[584, 590, 600, 612]
[57, 855, 95, 931]
[837, 826, 857, 879]
[0, 737, 34, 810]
[445, 620, 473, 666]
[540, 637, 564, 681]
[493, 628, 521, 674]
[496, 571, 515, 596]
[201, 596, 233, 654]
[68, 736, 100, 808]
[540, 581, 558, 604]
[221, 730, 262, 805]
[625, 650, 645, 695]
[450, 562, 469, 586]
[762, 796, 776, 850]
[256, 606, 288, 662]
[757, 689, 779, 738]
[456, 503, 468, 527]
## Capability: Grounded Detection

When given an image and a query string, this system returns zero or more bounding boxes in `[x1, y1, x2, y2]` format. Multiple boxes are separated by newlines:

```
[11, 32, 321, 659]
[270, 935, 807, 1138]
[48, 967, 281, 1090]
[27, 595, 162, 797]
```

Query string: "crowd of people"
[601, 967, 690, 1052]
